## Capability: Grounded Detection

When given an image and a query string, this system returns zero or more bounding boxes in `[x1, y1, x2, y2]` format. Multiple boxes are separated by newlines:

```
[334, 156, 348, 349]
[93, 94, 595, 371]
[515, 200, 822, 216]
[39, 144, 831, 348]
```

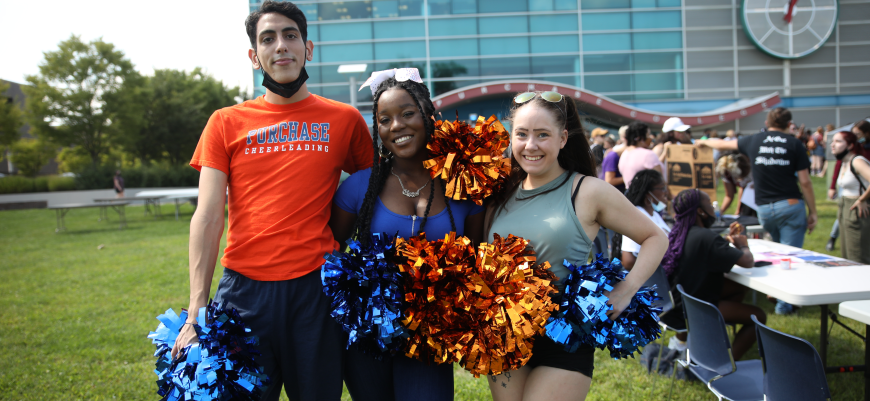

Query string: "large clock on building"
[741, 0, 838, 59]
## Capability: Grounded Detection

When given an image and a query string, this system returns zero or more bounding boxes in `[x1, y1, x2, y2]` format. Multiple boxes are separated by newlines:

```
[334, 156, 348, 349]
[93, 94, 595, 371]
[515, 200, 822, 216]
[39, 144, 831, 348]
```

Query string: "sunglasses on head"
[513, 91, 567, 118]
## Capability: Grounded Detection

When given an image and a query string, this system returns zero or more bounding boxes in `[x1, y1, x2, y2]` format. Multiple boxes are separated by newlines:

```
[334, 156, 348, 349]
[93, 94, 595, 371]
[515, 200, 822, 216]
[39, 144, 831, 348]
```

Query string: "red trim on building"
[431, 80, 780, 127]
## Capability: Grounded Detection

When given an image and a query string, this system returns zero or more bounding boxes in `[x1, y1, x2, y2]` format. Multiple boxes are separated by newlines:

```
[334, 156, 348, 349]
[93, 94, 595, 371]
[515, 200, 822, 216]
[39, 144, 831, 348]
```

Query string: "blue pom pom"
[544, 255, 662, 359]
[321, 232, 407, 356]
[147, 301, 270, 400]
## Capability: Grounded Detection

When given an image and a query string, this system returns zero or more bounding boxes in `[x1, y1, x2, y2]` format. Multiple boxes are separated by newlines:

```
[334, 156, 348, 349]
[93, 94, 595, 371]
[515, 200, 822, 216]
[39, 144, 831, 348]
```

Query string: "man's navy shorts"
[214, 267, 345, 401]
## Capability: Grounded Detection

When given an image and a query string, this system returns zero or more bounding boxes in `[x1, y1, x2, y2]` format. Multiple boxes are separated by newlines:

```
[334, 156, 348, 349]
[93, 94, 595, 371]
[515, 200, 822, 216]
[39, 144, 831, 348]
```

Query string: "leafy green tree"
[23, 35, 144, 165]
[10, 138, 57, 177]
[120, 68, 240, 165]
[0, 81, 23, 147]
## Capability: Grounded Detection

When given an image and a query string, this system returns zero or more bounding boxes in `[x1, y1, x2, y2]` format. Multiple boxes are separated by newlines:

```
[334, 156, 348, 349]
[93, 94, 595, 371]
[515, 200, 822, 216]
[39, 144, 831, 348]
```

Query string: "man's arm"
[797, 169, 817, 234]
[604, 171, 624, 187]
[172, 166, 227, 357]
[696, 138, 739, 151]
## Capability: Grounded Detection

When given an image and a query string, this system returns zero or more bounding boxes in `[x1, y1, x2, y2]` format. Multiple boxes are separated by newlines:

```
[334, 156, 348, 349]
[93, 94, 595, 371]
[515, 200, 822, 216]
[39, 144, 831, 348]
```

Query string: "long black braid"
[351, 77, 456, 245]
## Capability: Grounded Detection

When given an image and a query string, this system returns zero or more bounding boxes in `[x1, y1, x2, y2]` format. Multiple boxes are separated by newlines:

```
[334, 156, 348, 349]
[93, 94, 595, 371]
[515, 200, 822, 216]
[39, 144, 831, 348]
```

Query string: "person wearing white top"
[621, 169, 671, 270]
[831, 130, 870, 264]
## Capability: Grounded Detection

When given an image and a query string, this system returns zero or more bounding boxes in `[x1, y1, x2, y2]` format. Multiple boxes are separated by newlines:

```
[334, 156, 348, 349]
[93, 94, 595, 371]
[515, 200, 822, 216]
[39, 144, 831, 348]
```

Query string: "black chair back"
[641, 266, 673, 314]
[676, 284, 735, 376]
[752, 315, 831, 401]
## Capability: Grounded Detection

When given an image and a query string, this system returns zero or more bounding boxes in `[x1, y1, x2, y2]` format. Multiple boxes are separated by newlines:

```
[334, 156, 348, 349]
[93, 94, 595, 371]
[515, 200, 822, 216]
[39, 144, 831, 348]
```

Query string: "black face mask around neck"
[258, 55, 309, 99]
[835, 148, 849, 160]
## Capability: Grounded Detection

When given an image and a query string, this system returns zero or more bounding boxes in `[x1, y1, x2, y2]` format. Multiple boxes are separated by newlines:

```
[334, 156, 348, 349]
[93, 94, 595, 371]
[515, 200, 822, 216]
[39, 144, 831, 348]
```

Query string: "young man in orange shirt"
[171, 2, 373, 399]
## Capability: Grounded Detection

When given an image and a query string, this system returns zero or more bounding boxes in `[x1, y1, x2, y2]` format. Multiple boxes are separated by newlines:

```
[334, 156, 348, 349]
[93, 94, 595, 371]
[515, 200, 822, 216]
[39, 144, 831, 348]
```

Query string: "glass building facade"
[249, 0, 870, 132]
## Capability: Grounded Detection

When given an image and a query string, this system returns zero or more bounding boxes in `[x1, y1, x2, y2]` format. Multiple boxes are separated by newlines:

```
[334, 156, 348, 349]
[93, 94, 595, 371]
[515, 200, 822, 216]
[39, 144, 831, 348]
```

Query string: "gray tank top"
[488, 171, 593, 289]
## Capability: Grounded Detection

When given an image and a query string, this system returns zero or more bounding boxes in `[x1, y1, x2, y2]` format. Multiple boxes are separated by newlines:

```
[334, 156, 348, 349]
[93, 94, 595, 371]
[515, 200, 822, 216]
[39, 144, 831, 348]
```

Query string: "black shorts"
[214, 267, 345, 401]
[526, 335, 595, 378]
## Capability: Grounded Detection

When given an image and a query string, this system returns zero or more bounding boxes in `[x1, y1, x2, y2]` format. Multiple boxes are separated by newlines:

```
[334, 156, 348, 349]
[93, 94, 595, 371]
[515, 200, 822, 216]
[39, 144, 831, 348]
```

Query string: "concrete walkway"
[0, 187, 197, 208]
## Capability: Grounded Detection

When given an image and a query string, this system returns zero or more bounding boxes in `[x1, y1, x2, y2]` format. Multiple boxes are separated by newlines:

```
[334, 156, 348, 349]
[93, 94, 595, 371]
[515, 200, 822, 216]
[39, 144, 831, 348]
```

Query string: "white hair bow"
[359, 68, 423, 95]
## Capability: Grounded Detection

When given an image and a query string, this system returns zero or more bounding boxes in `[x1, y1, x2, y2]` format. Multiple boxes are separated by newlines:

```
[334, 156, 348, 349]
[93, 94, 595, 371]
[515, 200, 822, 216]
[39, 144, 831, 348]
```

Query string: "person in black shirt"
[698, 107, 817, 247]
[661, 189, 764, 361]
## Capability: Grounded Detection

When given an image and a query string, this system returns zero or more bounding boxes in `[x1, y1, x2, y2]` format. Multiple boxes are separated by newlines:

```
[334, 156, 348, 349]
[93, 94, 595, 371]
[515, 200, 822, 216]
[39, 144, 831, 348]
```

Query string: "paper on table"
[741, 183, 758, 212]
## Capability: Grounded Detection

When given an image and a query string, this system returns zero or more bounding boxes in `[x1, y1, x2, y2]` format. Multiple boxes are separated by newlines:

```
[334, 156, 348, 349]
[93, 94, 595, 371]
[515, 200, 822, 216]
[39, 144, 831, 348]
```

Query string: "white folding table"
[724, 239, 870, 376]
[839, 300, 870, 400]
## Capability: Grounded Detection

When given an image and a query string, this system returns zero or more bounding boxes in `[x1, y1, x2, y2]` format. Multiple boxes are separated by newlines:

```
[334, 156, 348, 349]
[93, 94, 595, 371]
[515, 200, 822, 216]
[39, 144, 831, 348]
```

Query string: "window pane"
[480, 37, 529, 55]
[634, 72, 681, 91]
[320, 22, 372, 42]
[320, 43, 373, 62]
[429, 18, 478, 36]
[537, 75, 582, 87]
[530, 14, 578, 33]
[319, 85, 351, 103]
[530, 35, 579, 54]
[480, 57, 531, 76]
[430, 39, 479, 57]
[429, 0, 451, 15]
[432, 80, 480, 96]
[372, 0, 399, 18]
[399, 0, 424, 16]
[374, 61, 427, 78]
[633, 52, 682, 70]
[318, 1, 373, 21]
[631, 0, 656, 8]
[555, 0, 578, 11]
[320, 65, 360, 84]
[582, 33, 631, 51]
[433, 60, 478, 79]
[453, 0, 477, 14]
[306, 66, 322, 84]
[374, 20, 424, 39]
[480, 0, 527, 13]
[632, 11, 681, 29]
[480, 16, 529, 35]
[582, 12, 630, 31]
[307, 25, 320, 42]
[585, 74, 632, 93]
[301, 4, 319, 22]
[531, 55, 580, 74]
[581, 0, 630, 9]
[632, 31, 682, 49]
[658, 0, 681, 6]
[375, 41, 427, 59]
[583, 54, 631, 72]
[529, 0, 554, 12]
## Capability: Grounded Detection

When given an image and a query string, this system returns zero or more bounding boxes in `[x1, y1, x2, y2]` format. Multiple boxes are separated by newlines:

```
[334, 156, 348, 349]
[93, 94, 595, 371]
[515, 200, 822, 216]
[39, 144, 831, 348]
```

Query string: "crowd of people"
[161, 1, 870, 400]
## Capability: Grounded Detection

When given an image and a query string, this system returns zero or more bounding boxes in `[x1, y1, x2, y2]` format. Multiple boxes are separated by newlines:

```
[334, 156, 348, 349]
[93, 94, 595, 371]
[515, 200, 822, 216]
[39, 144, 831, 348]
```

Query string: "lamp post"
[337, 64, 368, 109]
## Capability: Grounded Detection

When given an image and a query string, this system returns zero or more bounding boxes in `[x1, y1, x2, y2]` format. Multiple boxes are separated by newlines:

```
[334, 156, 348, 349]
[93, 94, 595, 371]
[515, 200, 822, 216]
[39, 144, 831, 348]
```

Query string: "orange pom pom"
[423, 115, 511, 205]
[395, 232, 558, 377]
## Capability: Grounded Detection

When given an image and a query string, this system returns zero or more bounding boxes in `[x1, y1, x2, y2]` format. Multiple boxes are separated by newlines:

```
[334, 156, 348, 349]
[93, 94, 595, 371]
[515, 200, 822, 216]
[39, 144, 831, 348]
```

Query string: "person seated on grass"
[661, 189, 765, 361]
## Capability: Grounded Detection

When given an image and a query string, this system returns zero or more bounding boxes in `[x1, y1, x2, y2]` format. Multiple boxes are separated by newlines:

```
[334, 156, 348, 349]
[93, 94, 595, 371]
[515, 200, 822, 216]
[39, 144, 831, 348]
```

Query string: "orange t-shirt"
[190, 94, 373, 281]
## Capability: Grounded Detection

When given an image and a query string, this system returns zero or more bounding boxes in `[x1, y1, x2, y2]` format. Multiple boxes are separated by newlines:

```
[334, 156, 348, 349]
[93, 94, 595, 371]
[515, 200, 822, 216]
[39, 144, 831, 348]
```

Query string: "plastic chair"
[669, 284, 763, 401]
[643, 267, 688, 396]
[751, 315, 831, 401]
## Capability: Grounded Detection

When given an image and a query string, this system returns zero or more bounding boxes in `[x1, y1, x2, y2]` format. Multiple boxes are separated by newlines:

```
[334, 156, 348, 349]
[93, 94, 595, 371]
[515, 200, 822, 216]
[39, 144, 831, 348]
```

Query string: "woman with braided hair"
[663, 189, 763, 360]
[485, 92, 668, 401]
[328, 69, 484, 401]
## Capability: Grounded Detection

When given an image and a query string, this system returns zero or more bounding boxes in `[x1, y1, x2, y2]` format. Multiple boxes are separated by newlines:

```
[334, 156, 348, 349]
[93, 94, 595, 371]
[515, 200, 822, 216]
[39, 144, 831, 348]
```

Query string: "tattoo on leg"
[490, 375, 497, 383]
[501, 382, 507, 388]
[504, 372, 511, 381]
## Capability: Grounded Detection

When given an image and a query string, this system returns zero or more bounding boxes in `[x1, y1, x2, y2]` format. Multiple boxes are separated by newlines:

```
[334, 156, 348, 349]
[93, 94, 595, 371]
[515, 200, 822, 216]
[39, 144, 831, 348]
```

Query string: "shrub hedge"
[0, 165, 198, 194]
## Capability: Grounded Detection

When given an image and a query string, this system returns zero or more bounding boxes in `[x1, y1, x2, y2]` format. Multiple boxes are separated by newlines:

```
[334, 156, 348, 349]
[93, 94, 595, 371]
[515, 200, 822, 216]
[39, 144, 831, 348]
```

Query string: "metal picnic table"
[49, 201, 129, 232]
[95, 196, 165, 219]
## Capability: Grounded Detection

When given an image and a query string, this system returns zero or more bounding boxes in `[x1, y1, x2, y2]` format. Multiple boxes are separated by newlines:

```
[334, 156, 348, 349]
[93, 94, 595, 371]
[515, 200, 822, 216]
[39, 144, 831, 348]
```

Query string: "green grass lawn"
[0, 175, 865, 400]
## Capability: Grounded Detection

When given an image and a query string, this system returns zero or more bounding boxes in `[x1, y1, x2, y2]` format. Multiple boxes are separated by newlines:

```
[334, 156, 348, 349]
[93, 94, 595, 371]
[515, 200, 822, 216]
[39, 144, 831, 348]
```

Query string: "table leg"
[175, 199, 180, 221]
[155, 200, 162, 218]
[821, 304, 829, 368]
[55, 209, 61, 232]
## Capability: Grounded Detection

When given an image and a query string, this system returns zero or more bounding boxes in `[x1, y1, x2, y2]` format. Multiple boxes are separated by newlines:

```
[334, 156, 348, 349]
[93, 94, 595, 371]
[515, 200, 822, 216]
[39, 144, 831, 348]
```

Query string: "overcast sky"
[0, 0, 255, 93]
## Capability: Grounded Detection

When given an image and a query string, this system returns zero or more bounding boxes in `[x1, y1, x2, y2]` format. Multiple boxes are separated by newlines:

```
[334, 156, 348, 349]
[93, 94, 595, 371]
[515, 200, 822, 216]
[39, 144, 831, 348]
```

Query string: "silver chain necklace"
[391, 168, 431, 198]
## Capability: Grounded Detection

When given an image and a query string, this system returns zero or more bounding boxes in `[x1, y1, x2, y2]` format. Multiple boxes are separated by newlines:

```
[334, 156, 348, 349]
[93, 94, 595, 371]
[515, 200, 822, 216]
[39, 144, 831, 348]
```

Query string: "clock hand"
[784, 0, 798, 23]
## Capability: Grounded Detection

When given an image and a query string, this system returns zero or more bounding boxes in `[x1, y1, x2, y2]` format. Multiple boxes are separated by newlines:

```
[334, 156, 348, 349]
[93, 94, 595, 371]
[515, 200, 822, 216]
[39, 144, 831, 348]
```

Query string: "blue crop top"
[334, 168, 485, 240]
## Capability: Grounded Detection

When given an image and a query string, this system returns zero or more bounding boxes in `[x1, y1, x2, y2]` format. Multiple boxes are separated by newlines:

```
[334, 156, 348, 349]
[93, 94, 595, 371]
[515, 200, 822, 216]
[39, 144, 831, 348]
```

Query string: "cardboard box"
[666, 144, 716, 201]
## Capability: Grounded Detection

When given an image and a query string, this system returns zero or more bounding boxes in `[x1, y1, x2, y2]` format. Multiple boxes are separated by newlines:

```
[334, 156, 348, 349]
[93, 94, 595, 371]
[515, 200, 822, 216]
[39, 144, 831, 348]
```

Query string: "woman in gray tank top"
[485, 92, 669, 401]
